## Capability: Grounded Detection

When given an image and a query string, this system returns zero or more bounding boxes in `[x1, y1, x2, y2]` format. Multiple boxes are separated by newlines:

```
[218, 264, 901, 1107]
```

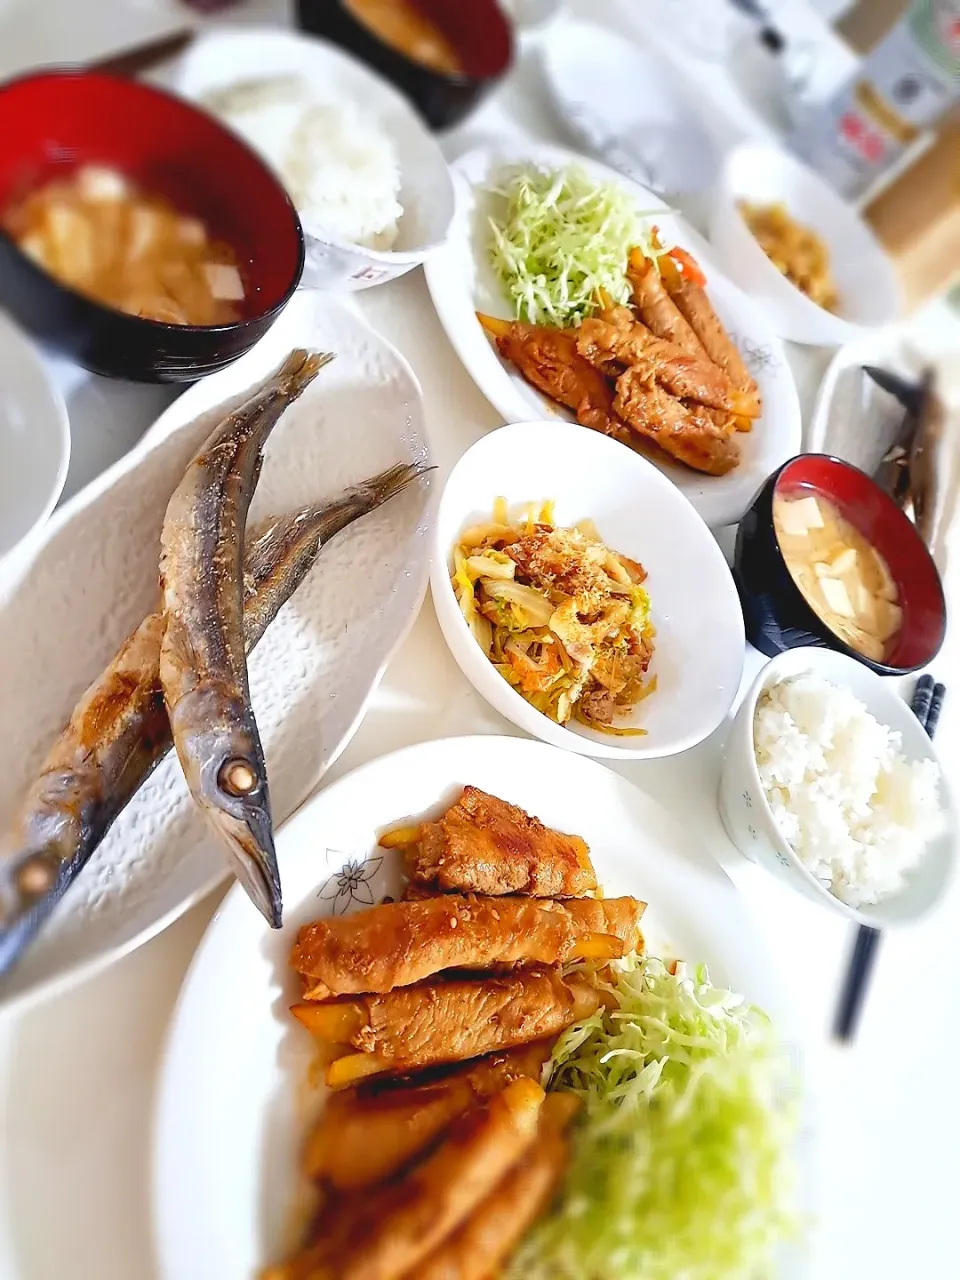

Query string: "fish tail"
[358, 461, 435, 509]
[273, 349, 336, 401]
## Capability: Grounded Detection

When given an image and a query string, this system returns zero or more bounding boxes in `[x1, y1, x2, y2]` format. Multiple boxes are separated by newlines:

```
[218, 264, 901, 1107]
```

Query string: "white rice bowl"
[754, 675, 946, 908]
[171, 27, 455, 291]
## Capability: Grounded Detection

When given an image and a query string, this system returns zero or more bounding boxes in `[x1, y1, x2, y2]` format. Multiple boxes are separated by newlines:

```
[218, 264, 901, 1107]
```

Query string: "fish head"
[181, 710, 283, 929]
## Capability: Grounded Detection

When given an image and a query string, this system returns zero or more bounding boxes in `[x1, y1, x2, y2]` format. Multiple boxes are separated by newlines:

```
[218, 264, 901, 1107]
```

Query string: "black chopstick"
[833, 675, 944, 1043]
[88, 28, 195, 79]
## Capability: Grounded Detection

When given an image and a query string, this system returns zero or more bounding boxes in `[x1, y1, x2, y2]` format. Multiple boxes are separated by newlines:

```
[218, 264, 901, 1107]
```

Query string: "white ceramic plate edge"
[0, 312, 71, 569]
[429, 420, 745, 759]
[152, 734, 810, 1280]
[424, 140, 801, 528]
[0, 298, 435, 1020]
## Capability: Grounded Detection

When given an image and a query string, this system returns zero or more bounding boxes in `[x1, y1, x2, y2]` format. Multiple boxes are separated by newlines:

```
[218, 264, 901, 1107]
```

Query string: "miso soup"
[773, 489, 901, 662]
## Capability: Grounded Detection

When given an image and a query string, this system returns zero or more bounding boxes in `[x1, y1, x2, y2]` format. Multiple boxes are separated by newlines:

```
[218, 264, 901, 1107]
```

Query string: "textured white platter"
[0, 292, 433, 1015]
[424, 141, 801, 528]
[153, 734, 807, 1280]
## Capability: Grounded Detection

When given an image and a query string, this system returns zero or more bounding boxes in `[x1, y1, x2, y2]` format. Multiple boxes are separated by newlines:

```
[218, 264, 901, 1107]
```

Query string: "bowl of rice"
[171, 27, 455, 291]
[719, 647, 955, 925]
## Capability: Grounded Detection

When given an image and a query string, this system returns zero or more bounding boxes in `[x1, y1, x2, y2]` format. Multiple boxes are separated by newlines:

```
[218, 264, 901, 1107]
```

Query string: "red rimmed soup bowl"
[0, 70, 304, 383]
[734, 454, 946, 675]
[296, 0, 514, 129]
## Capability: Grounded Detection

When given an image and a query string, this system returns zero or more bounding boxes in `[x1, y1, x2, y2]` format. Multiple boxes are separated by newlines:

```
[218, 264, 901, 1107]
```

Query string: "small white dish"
[171, 27, 455, 291]
[709, 142, 900, 347]
[719, 647, 956, 926]
[0, 311, 69, 562]
[0, 292, 433, 1016]
[541, 18, 721, 197]
[153, 733, 803, 1280]
[424, 139, 801, 529]
[430, 421, 745, 759]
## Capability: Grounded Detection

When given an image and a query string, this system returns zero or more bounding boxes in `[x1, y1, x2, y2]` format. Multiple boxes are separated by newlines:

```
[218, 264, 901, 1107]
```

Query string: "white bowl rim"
[0, 311, 71, 560]
[172, 25, 456, 264]
[431, 419, 746, 760]
[718, 140, 900, 339]
[735, 648, 957, 925]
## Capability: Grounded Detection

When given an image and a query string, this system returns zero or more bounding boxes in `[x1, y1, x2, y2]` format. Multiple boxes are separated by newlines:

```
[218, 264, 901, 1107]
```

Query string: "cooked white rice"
[754, 675, 945, 907]
[202, 77, 403, 251]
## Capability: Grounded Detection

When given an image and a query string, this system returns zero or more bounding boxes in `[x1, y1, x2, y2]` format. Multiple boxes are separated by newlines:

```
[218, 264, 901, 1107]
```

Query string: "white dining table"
[1, 3, 958, 1279]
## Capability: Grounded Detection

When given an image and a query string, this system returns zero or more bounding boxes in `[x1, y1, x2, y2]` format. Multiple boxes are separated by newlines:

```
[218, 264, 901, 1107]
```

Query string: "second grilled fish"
[160, 350, 328, 927]
[0, 461, 430, 978]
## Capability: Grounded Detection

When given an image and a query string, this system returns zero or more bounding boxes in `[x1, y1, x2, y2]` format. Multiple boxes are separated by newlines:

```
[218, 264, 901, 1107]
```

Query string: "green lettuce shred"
[487, 164, 666, 327]
[509, 957, 798, 1280]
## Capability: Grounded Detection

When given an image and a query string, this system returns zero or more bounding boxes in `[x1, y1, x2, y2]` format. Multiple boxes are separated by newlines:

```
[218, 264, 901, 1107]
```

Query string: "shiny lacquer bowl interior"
[0, 70, 304, 382]
[430, 420, 745, 760]
[295, 0, 513, 129]
[734, 453, 946, 676]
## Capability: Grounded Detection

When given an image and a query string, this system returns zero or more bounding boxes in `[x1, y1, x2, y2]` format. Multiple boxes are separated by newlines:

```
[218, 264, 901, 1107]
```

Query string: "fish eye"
[219, 757, 260, 798]
[15, 854, 58, 900]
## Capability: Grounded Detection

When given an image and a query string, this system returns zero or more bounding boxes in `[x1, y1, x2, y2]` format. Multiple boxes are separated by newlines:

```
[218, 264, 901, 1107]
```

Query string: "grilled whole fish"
[0, 461, 430, 978]
[160, 350, 328, 927]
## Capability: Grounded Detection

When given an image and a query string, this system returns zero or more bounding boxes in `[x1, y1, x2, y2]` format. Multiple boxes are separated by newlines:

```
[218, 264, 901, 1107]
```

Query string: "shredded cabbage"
[510, 957, 797, 1280]
[487, 164, 667, 327]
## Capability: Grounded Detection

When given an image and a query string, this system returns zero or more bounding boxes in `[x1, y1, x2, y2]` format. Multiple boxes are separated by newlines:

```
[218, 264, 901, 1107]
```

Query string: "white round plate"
[424, 140, 801, 528]
[0, 310, 70, 563]
[170, 27, 455, 292]
[541, 18, 721, 196]
[153, 734, 804, 1280]
[431, 422, 745, 758]
[0, 292, 433, 1016]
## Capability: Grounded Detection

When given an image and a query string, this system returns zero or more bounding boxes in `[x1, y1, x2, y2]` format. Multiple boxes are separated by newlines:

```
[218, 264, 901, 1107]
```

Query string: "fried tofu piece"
[292, 894, 634, 999]
[266, 1078, 546, 1280]
[292, 969, 601, 1086]
[407, 786, 597, 898]
[414, 1092, 579, 1280]
[613, 369, 740, 477]
[302, 1041, 553, 1189]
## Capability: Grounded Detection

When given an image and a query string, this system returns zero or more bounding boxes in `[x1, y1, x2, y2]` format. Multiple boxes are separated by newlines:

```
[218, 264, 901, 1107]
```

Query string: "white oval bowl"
[719, 648, 956, 926]
[171, 27, 455, 291]
[430, 421, 745, 759]
[0, 311, 70, 563]
[709, 142, 900, 347]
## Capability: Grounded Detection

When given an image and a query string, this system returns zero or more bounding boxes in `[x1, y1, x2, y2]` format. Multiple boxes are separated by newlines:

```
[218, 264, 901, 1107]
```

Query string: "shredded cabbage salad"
[509, 957, 797, 1280]
[487, 164, 667, 327]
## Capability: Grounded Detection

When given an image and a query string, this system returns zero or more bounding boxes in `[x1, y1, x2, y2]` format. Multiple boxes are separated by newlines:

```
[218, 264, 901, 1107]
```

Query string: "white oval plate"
[0, 309, 70, 563]
[424, 140, 801, 528]
[0, 292, 433, 1016]
[153, 734, 806, 1280]
[431, 421, 745, 758]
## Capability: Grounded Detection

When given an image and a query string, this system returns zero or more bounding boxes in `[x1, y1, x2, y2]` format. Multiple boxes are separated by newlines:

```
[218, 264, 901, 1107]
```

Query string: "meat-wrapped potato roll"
[413, 1093, 579, 1280]
[576, 315, 758, 418]
[406, 786, 597, 898]
[291, 894, 643, 999]
[658, 252, 761, 418]
[302, 1041, 553, 1189]
[291, 969, 601, 1088]
[627, 252, 706, 357]
[266, 1079, 545, 1280]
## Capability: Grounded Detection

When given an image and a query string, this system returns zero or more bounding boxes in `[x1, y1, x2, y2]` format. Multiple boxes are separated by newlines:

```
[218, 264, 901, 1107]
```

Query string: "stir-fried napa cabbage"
[452, 499, 656, 733]
[487, 164, 667, 327]
[509, 957, 798, 1280]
